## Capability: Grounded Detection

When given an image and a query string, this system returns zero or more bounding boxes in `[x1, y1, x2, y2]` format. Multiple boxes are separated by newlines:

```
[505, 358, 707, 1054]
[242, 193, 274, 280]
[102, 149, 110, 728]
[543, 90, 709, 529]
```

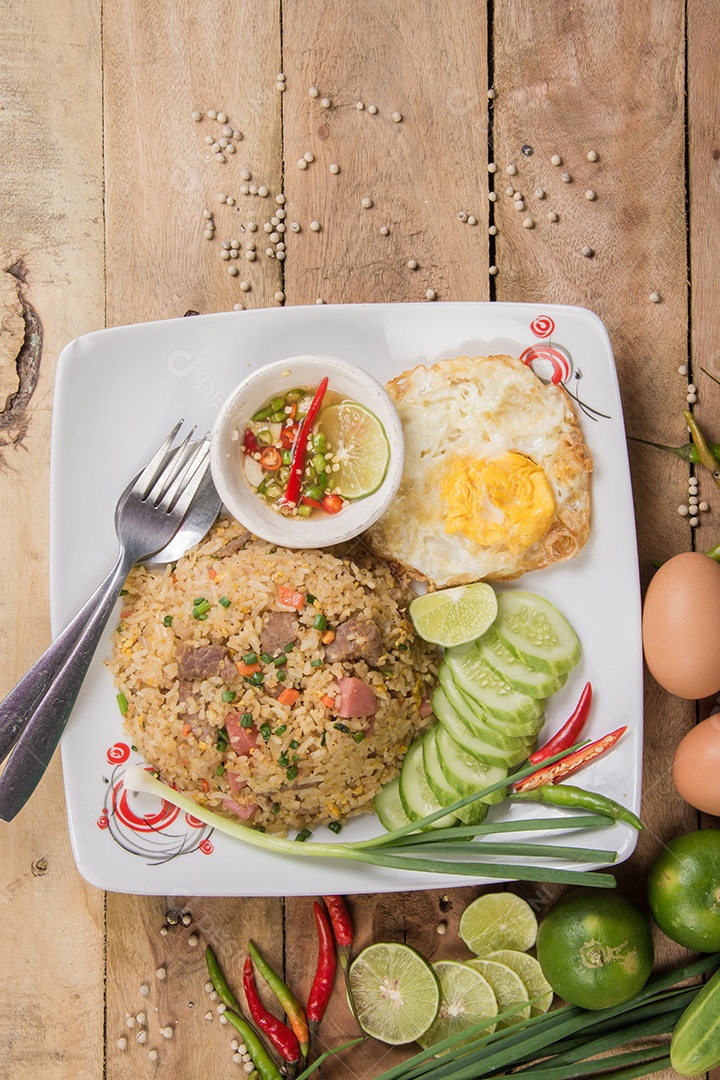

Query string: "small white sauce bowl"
[210, 354, 405, 548]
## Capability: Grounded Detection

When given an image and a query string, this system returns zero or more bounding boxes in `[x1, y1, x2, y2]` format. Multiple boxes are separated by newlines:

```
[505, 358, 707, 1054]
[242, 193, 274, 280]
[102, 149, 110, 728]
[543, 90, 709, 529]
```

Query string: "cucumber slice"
[432, 689, 531, 769]
[478, 628, 568, 698]
[374, 775, 412, 832]
[438, 665, 539, 748]
[495, 592, 582, 676]
[400, 736, 457, 830]
[445, 644, 544, 725]
[435, 725, 508, 805]
[423, 727, 488, 826]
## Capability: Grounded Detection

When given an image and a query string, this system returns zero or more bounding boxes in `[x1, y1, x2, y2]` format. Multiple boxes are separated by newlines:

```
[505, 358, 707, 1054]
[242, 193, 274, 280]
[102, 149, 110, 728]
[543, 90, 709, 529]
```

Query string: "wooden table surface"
[2, 2, 718, 1077]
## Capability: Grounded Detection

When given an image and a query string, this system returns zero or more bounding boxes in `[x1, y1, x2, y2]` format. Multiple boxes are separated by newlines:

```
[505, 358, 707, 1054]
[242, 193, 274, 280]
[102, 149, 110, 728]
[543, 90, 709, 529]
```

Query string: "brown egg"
[642, 552, 720, 699]
[672, 715, 720, 814]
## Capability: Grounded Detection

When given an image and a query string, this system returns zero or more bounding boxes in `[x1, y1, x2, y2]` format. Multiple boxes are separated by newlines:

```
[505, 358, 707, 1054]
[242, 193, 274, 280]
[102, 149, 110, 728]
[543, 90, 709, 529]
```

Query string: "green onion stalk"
[124, 744, 624, 888]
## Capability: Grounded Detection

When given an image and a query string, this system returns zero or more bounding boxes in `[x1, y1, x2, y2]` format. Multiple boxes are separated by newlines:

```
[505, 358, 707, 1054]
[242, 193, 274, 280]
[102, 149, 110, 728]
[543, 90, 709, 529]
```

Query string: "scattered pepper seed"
[137, 1012, 147, 1024]
[379, 225, 389, 235]
[329, 163, 340, 174]
[700, 501, 709, 511]
[690, 516, 700, 526]
[678, 363, 688, 374]
[274, 291, 285, 303]
[297, 158, 308, 170]
[239, 280, 251, 292]
[548, 211, 559, 222]
[205, 1011, 213, 1021]
[140, 984, 150, 997]
[506, 163, 517, 175]
[228, 265, 239, 275]
[148, 1050, 158, 1062]
[489, 225, 498, 235]
[487, 88, 496, 99]
[361, 197, 373, 208]
[159, 926, 168, 937]
[489, 265, 498, 275]
[216, 153, 226, 163]
[505, 185, 515, 196]
[487, 162, 497, 173]
[392, 111, 403, 122]
[585, 189, 597, 200]
[488, 191, 497, 201]
[535, 188, 546, 199]
[561, 171, 572, 182]
[244, 251, 256, 261]
[356, 100, 365, 110]
[137, 1030, 148, 1045]
[467, 215, 477, 225]
[581, 245, 594, 257]
[457, 211, 468, 222]
[315, 297, 325, 304]
[437, 920, 448, 934]
[407, 259, 418, 270]
[523, 217, 534, 229]
[514, 200, 525, 210]
[217, 111, 227, 123]
[425, 289, 437, 300]
[192, 110, 202, 122]
[304, 151, 314, 163]
[233, 303, 244, 311]
[320, 97, 332, 108]
[368, 104, 378, 114]
[649, 291, 662, 303]
[587, 149, 598, 162]
[258, 186, 269, 197]
[117, 1037, 128, 1051]
[687, 392, 698, 404]
[309, 85, 319, 97]
[156, 968, 167, 980]
[204, 229, 214, 240]
[276, 193, 286, 205]
[310, 220, 321, 231]
[127, 1016, 137, 1029]
[205, 982, 214, 993]
[207, 109, 217, 120]
[290, 221, 301, 232]
[550, 154, 562, 165]
[162, 1027, 174, 1040]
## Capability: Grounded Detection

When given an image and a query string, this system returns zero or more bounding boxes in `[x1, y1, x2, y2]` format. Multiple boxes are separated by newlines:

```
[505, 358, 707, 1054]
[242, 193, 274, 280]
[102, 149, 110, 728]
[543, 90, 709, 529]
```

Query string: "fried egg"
[365, 354, 592, 587]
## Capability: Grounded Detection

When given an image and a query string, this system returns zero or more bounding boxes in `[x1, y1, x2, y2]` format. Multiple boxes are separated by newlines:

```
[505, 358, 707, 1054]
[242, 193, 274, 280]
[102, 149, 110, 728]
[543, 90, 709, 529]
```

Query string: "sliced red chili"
[515, 725, 628, 792]
[260, 446, 283, 471]
[300, 494, 325, 510]
[244, 428, 259, 454]
[281, 378, 328, 507]
[322, 493, 344, 514]
[528, 682, 593, 765]
[280, 424, 298, 449]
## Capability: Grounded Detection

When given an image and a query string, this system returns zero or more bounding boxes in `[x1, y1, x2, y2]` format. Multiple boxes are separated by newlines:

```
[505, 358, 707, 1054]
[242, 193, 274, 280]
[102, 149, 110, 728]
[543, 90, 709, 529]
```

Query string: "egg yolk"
[441, 452, 556, 553]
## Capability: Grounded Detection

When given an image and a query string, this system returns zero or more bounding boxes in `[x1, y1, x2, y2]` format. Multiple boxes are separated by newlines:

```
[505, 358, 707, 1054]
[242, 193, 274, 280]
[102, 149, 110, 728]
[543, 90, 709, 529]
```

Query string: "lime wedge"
[459, 893, 538, 956]
[466, 958, 531, 1027]
[348, 942, 441, 1045]
[417, 960, 498, 1049]
[316, 402, 390, 499]
[485, 950, 554, 1015]
[409, 583, 498, 647]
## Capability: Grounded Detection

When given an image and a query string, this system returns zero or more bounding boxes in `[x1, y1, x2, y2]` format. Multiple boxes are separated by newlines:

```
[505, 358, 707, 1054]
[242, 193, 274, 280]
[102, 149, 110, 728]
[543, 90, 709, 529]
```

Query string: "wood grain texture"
[0, 1, 106, 1078]
[103, 0, 283, 324]
[281, 0, 490, 305]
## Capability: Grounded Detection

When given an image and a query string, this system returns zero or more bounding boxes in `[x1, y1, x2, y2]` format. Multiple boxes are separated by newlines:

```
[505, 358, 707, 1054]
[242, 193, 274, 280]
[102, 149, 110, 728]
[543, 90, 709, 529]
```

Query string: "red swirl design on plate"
[97, 814, 109, 830]
[519, 343, 573, 385]
[112, 775, 180, 833]
[199, 839, 214, 855]
[530, 315, 555, 338]
[185, 813, 205, 829]
[107, 742, 130, 764]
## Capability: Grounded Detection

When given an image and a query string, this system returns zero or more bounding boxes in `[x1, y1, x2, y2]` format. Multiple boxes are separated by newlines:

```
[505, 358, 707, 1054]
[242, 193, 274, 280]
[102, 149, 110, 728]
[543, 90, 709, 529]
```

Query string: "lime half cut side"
[417, 960, 498, 1050]
[316, 402, 390, 499]
[409, 583, 498, 647]
[348, 942, 441, 1045]
[459, 892, 538, 956]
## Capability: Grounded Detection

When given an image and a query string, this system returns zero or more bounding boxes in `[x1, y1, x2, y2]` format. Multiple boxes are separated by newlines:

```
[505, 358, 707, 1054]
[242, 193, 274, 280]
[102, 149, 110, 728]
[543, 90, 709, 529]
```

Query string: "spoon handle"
[0, 549, 135, 821]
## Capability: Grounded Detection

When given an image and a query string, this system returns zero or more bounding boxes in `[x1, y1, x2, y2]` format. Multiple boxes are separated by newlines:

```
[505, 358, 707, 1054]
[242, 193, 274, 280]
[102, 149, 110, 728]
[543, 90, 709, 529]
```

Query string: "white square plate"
[51, 302, 642, 895]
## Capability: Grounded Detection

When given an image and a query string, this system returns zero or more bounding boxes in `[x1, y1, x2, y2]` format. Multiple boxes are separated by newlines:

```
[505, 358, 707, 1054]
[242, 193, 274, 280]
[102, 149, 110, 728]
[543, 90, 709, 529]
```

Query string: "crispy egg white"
[366, 354, 592, 587]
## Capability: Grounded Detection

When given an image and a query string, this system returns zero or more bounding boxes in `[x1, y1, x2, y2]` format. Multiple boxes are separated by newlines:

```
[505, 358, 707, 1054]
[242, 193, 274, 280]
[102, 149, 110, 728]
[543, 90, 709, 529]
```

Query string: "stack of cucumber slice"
[374, 592, 582, 832]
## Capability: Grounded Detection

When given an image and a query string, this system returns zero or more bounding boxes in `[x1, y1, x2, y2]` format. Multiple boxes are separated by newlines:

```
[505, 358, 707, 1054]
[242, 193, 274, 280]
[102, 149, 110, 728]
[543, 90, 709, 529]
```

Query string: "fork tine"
[133, 419, 185, 498]
[163, 438, 211, 515]
[146, 425, 197, 506]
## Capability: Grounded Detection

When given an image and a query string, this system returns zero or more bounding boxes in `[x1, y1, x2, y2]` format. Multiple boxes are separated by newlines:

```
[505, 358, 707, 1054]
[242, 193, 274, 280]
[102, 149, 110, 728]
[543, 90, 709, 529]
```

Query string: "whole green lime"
[647, 829, 720, 952]
[536, 892, 654, 1010]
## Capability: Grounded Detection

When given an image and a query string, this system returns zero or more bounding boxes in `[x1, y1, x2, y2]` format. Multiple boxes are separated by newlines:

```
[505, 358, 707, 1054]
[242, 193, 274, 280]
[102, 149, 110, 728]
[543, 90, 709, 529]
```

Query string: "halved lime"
[316, 402, 390, 499]
[417, 960, 498, 1049]
[348, 942, 441, 1045]
[409, 584, 498, 647]
[485, 950, 554, 1015]
[466, 958, 531, 1027]
[459, 893, 538, 956]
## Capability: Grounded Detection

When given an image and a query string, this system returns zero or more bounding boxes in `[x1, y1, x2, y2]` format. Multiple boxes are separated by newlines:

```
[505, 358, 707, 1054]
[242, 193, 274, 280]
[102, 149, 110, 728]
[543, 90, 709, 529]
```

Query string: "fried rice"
[110, 520, 439, 834]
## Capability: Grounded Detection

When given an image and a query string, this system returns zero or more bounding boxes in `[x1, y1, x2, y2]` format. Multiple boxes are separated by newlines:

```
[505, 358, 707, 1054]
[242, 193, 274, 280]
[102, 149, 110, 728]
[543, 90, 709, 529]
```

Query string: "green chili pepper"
[510, 783, 643, 830]
[628, 435, 720, 464]
[297, 506, 312, 517]
[248, 941, 310, 1058]
[312, 432, 327, 452]
[205, 944, 243, 1012]
[225, 1011, 283, 1080]
[270, 396, 286, 412]
[684, 410, 720, 488]
[252, 405, 274, 421]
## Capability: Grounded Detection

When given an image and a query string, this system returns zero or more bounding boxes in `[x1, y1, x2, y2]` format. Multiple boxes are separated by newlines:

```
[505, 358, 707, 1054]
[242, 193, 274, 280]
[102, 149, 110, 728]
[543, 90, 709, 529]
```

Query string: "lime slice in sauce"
[316, 402, 390, 499]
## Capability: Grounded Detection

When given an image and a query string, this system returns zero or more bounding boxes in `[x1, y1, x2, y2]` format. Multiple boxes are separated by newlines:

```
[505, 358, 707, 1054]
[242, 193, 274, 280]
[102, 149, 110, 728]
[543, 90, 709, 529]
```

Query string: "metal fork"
[0, 421, 211, 821]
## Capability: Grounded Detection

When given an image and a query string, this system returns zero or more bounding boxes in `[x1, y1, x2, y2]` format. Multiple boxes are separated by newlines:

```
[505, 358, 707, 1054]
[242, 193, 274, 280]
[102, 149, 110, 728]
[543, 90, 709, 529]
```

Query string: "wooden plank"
[493, 2, 694, 989]
[0, 0, 106, 1077]
[281, 0, 490, 306]
[280, 5, 491, 1074]
[103, 0, 283, 325]
[103, 3, 284, 1077]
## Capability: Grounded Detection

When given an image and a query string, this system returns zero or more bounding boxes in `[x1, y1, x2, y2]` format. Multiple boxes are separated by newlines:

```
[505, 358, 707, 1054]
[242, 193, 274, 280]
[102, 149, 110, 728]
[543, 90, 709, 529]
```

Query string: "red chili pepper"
[528, 682, 593, 765]
[322, 896, 353, 971]
[260, 446, 283, 471]
[322, 493, 344, 515]
[279, 425, 298, 449]
[307, 902, 337, 1031]
[300, 494, 325, 510]
[244, 428, 259, 454]
[515, 725, 628, 792]
[243, 956, 301, 1064]
[281, 378, 328, 507]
